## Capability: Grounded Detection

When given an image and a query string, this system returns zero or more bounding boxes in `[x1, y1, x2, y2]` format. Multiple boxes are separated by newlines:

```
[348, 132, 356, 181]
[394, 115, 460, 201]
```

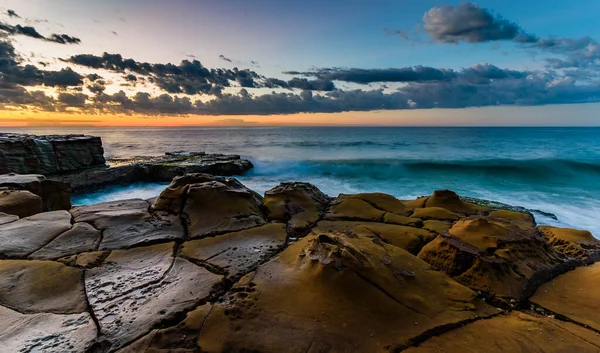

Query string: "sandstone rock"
[423, 219, 453, 233]
[402, 196, 428, 208]
[181, 223, 287, 278]
[531, 262, 600, 331]
[404, 312, 600, 352]
[0, 260, 86, 314]
[75, 251, 109, 268]
[183, 180, 265, 238]
[0, 210, 72, 258]
[325, 193, 412, 222]
[117, 303, 213, 353]
[425, 190, 488, 215]
[0, 189, 42, 217]
[411, 206, 460, 221]
[29, 222, 101, 260]
[539, 226, 600, 264]
[0, 306, 97, 353]
[490, 209, 534, 223]
[197, 231, 494, 352]
[383, 212, 424, 227]
[151, 173, 221, 213]
[263, 182, 330, 237]
[418, 217, 576, 303]
[72, 199, 184, 250]
[0, 173, 71, 210]
[0, 133, 105, 175]
[314, 220, 436, 255]
[85, 242, 223, 351]
[0, 211, 18, 225]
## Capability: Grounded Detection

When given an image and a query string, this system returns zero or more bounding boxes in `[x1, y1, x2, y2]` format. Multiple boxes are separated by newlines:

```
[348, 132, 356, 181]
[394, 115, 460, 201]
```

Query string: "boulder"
[85, 242, 223, 350]
[422, 219, 453, 233]
[530, 262, 600, 331]
[0, 260, 86, 314]
[183, 180, 265, 238]
[197, 231, 495, 352]
[263, 182, 330, 237]
[0, 189, 42, 217]
[539, 226, 600, 264]
[72, 199, 184, 250]
[0, 173, 72, 210]
[0, 133, 105, 175]
[404, 312, 600, 352]
[418, 217, 577, 304]
[180, 223, 287, 278]
[0, 210, 72, 258]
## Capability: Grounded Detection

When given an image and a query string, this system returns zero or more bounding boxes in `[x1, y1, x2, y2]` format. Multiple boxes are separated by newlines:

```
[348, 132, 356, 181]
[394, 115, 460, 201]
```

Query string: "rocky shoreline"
[0, 174, 599, 352]
[1, 134, 599, 352]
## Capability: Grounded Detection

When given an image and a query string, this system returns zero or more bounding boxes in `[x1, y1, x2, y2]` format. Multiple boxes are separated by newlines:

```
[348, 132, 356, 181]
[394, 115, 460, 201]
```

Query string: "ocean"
[7, 126, 600, 237]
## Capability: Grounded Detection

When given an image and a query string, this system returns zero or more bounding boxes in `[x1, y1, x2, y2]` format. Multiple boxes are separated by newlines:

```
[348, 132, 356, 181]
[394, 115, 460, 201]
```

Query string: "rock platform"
[0, 176, 598, 352]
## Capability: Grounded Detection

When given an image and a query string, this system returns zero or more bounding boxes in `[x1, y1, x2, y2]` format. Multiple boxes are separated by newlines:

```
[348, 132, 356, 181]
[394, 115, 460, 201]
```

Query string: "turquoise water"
[13, 126, 600, 236]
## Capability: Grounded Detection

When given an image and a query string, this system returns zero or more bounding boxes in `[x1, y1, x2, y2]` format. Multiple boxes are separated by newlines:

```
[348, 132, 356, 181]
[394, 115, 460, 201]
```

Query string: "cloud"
[219, 54, 233, 63]
[0, 21, 81, 44]
[7, 10, 20, 18]
[422, 3, 536, 44]
[47, 34, 81, 45]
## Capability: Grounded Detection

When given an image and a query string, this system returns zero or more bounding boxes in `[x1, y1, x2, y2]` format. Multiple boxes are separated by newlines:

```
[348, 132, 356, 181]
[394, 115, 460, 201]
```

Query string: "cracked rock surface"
[1, 178, 598, 352]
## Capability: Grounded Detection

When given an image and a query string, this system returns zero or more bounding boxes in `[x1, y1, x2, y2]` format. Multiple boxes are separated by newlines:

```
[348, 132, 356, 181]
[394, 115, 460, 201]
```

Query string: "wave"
[250, 158, 600, 184]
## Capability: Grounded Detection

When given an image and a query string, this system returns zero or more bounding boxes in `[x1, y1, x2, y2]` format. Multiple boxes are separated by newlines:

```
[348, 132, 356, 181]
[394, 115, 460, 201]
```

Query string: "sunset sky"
[1, 0, 599, 126]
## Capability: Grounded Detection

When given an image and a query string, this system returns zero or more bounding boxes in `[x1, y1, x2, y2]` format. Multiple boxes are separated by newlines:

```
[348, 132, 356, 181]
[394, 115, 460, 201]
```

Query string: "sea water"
[9, 126, 600, 237]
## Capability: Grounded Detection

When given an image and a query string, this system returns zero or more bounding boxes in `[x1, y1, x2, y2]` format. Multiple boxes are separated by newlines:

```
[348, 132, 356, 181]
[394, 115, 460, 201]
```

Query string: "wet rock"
[0, 211, 18, 225]
[183, 180, 265, 238]
[531, 262, 600, 331]
[411, 207, 460, 221]
[72, 199, 184, 250]
[418, 217, 577, 303]
[29, 222, 101, 260]
[197, 231, 495, 352]
[0, 133, 105, 175]
[0, 173, 71, 211]
[539, 226, 600, 264]
[0, 210, 72, 258]
[0, 189, 42, 217]
[181, 223, 287, 278]
[0, 260, 86, 314]
[263, 182, 330, 237]
[85, 242, 223, 351]
[0, 306, 97, 353]
[404, 312, 600, 352]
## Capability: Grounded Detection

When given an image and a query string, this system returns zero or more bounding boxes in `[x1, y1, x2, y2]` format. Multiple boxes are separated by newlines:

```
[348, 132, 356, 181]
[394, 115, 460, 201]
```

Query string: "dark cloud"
[87, 82, 106, 94]
[124, 74, 137, 82]
[287, 78, 335, 91]
[219, 54, 233, 63]
[57, 92, 88, 108]
[47, 34, 81, 45]
[7, 10, 20, 18]
[0, 21, 81, 44]
[422, 3, 535, 44]
[284, 64, 528, 85]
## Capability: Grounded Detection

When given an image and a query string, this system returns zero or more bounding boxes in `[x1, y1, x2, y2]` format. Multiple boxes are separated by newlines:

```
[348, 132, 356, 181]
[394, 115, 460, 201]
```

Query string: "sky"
[0, 0, 600, 126]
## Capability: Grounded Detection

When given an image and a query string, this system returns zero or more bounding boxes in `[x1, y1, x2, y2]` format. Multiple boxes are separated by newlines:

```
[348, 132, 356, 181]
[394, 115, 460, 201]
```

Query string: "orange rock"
[404, 312, 600, 352]
[197, 231, 495, 352]
[531, 262, 600, 331]
[411, 207, 460, 221]
[539, 226, 600, 264]
[425, 190, 488, 215]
